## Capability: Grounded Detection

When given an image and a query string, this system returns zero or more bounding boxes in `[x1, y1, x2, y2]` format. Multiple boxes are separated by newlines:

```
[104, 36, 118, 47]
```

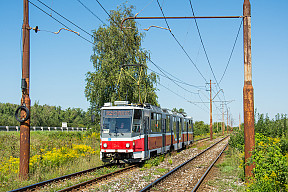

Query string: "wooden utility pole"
[209, 80, 213, 141]
[19, 0, 31, 180]
[243, 0, 255, 180]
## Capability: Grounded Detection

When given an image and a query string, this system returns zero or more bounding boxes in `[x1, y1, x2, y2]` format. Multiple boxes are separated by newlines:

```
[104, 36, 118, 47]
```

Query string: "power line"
[219, 19, 243, 84]
[158, 82, 209, 113]
[94, 0, 202, 95]
[149, 59, 198, 95]
[188, 0, 218, 86]
[146, 67, 204, 89]
[155, 0, 208, 83]
[94, 0, 111, 20]
[76, 0, 106, 26]
[188, 0, 229, 107]
[28, 0, 94, 44]
[156, 0, 226, 113]
[151, 62, 205, 89]
[34, 0, 93, 37]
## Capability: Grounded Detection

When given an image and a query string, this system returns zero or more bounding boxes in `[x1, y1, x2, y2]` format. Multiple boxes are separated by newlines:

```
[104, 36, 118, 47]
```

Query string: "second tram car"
[100, 101, 193, 163]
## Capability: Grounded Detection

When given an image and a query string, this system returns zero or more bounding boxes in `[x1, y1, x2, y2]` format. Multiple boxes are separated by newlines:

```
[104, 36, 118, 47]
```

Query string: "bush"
[246, 133, 288, 191]
[229, 130, 244, 152]
[280, 136, 288, 155]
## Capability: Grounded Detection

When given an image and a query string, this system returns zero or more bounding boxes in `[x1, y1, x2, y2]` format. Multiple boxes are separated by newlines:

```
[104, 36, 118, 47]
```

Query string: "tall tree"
[85, 4, 158, 113]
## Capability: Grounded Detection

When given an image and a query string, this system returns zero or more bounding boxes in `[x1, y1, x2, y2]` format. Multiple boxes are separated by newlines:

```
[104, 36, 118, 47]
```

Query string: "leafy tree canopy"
[85, 4, 159, 113]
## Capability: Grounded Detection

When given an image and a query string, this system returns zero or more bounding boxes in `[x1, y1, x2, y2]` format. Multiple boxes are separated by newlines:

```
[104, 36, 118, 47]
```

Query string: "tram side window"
[188, 120, 192, 132]
[151, 113, 157, 133]
[166, 116, 170, 133]
[133, 109, 142, 133]
[173, 116, 177, 134]
[157, 113, 162, 133]
[179, 118, 183, 133]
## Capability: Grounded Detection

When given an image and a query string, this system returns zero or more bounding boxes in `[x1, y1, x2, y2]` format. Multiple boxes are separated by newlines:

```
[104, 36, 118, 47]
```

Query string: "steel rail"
[10, 164, 114, 192]
[140, 136, 228, 192]
[57, 164, 138, 192]
[10, 136, 216, 191]
[191, 142, 229, 192]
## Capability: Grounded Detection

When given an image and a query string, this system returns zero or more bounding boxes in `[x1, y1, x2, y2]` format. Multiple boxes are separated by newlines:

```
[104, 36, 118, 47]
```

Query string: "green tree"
[194, 121, 209, 136]
[85, 4, 158, 114]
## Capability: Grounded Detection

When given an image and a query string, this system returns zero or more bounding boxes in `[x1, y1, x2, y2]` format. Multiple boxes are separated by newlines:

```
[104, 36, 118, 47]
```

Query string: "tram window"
[166, 116, 170, 132]
[188, 120, 192, 132]
[157, 113, 162, 132]
[133, 109, 142, 133]
[173, 117, 177, 133]
[151, 113, 157, 132]
[134, 109, 141, 119]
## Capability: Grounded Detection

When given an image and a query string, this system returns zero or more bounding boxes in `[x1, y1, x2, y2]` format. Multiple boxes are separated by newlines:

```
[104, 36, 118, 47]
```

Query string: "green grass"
[153, 168, 168, 175]
[0, 131, 101, 192]
[207, 147, 245, 191]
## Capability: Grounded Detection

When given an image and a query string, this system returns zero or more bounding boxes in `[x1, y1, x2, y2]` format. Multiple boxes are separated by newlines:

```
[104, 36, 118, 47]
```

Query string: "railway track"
[10, 163, 117, 192]
[57, 164, 138, 192]
[9, 136, 217, 192]
[140, 136, 229, 192]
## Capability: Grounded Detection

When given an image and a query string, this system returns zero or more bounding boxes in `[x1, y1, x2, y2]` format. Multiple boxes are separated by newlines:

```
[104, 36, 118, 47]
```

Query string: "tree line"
[0, 102, 97, 128]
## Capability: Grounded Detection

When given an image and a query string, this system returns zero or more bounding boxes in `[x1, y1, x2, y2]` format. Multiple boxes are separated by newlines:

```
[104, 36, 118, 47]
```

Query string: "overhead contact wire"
[76, 0, 107, 26]
[219, 19, 243, 84]
[28, 0, 94, 44]
[35, 0, 93, 37]
[156, 0, 208, 83]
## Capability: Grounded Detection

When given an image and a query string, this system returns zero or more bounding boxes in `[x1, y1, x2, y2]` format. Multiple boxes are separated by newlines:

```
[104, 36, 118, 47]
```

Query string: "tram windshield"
[102, 109, 132, 133]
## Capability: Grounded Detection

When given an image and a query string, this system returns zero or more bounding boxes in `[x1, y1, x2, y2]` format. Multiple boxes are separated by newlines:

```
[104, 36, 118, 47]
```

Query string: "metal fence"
[0, 126, 89, 132]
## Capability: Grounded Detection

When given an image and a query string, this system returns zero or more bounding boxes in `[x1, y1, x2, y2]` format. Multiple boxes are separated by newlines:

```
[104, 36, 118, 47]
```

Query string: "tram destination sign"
[104, 110, 132, 118]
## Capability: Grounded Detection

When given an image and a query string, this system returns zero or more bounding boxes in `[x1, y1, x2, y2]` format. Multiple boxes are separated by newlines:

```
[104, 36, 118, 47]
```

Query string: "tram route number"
[104, 110, 132, 117]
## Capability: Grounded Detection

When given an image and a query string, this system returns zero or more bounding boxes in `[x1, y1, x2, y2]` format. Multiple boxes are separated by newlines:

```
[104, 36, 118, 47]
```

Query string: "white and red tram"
[100, 101, 194, 163]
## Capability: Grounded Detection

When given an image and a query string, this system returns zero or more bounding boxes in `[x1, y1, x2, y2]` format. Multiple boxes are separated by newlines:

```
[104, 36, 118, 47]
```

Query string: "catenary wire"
[76, 0, 107, 26]
[158, 82, 209, 113]
[94, 0, 203, 95]
[94, 0, 211, 112]
[150, 62, 205, 89]
[156, 0, 208, 83]
[219, 19, 243, 84]
[146, 68, 204, 89]
[188, 0, 234, 109]
[28, 0, 94, 44]
[188, 0, 219, 87]
[149, 59, 198, 94]
[34, 0, 93, 37]
[156, 0, 224, 112]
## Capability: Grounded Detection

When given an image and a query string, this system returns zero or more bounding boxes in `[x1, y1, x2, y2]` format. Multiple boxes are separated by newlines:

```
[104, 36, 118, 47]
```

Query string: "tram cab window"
[132, 109, 142, 133]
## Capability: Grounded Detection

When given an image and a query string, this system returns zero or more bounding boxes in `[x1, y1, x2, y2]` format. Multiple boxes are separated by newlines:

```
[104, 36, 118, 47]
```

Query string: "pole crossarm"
[121, 16, 243, 30]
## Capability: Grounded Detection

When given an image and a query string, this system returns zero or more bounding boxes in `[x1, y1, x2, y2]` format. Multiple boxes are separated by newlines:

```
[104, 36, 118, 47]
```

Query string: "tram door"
[144, 116, 149, 158]
[186, 121, 189, 143]
[176, 119, 179, 149]
[162, 119, 166, 154]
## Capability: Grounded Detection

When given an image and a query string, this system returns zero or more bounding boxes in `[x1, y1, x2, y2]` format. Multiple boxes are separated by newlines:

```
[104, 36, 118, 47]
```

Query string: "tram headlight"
[126, 143, 130, 148]
[103, 143, 108, 148]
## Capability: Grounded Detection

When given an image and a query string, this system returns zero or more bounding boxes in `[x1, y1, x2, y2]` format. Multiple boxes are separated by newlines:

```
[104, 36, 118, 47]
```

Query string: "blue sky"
[0, 0, 287, 125]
